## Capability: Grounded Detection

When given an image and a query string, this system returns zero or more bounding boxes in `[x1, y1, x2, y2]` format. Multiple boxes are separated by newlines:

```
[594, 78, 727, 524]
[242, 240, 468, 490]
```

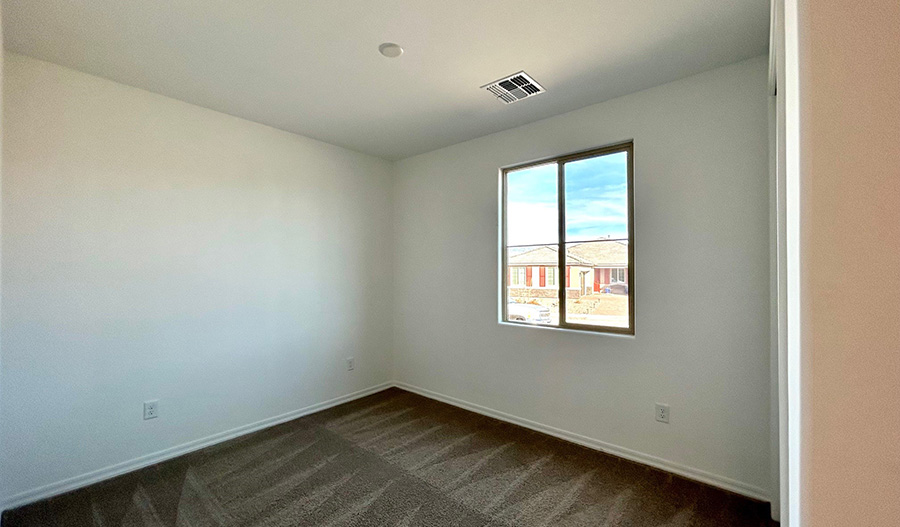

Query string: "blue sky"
[506, 152, 628, 246]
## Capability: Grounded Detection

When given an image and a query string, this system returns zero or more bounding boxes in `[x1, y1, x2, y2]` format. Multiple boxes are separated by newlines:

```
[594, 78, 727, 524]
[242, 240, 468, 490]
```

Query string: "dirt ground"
[513, 293, 628, 317]
[569, 293, 628, 316]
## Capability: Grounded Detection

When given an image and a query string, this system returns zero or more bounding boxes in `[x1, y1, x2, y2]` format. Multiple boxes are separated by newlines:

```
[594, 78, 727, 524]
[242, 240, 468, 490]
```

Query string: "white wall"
[0, 51, 776, 508]
[393, 56, 772, 497]
[799, 1, 900, 525]
[0, 54, 393, 503]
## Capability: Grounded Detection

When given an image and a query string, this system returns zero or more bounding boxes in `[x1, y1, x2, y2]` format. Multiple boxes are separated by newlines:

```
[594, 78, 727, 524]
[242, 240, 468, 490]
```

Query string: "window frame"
[501, 141, 635, 335]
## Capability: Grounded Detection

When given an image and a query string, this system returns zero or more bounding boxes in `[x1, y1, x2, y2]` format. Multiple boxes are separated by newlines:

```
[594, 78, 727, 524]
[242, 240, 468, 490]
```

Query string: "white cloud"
[507, 202, 558, 246]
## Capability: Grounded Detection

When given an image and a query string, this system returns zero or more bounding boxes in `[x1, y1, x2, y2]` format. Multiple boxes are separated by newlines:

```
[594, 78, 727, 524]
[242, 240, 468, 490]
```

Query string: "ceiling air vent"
[482, 71, 545, 104]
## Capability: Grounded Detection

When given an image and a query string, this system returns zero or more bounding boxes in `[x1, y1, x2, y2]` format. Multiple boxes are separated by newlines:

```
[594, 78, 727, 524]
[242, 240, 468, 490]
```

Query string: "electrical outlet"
[655, 403, 669, 424]
[346, 357, 355, 371]
[144, 400, 159, 420]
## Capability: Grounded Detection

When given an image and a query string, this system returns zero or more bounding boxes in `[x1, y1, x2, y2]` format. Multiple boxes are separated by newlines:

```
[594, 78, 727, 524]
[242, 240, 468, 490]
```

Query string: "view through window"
[502, 143, 633, 333]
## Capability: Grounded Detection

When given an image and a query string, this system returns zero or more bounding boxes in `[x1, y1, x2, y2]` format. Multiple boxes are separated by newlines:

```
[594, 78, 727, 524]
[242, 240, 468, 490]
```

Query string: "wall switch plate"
[144, 400, 159, 420]
[346, 357, 355, 371]
[655, 403, 670, 423]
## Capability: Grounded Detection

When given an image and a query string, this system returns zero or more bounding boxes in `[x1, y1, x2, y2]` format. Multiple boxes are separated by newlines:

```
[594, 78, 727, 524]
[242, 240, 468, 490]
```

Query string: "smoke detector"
[482, 71, 545, 104]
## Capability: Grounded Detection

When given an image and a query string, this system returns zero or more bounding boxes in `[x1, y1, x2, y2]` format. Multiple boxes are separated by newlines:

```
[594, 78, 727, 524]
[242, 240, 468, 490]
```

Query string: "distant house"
[507, 242, 628, 298]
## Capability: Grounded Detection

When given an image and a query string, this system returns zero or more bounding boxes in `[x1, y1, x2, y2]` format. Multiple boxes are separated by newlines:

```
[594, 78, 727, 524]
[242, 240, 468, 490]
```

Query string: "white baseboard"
[2, 379, 768, 518]
[393, 381, 770, 502]
[0, 382, 393, 513]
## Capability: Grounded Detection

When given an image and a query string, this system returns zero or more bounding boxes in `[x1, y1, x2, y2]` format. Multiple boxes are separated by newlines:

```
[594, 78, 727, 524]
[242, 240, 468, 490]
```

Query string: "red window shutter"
[507, 268, 511, 285]
[593, 268, 601, 291]
[539, 267, 546, 287]
[566, 267, 571, 287]
[604, 268, 610, 284]
[525, 267, 533, 287]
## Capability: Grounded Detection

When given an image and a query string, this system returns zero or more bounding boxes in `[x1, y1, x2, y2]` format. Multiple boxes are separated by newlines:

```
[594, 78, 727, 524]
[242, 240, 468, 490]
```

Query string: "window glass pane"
[563, 152, 628, 242]
[563, 243, 629, 327]
[506, 246, 559, 326]
[506, 163, 558, 246]
[562, 151, 630, 329]
[503, 145, 632, 333]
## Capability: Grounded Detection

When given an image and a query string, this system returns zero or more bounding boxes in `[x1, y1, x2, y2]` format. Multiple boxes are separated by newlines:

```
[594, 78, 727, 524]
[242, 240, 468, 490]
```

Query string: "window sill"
[497, 320, 635, 338]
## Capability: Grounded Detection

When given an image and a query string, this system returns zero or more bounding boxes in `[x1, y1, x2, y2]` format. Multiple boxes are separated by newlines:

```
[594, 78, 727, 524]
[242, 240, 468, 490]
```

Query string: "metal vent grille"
[482, 71, 545, 104]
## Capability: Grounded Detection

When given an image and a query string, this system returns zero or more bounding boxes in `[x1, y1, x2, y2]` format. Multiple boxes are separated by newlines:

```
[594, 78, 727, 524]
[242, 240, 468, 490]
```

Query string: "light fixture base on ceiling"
[378, 43, 404, 58]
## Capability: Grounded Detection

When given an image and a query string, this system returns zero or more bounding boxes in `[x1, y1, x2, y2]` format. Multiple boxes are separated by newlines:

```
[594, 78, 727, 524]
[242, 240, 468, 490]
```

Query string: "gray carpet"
[2, 388, 776, 526]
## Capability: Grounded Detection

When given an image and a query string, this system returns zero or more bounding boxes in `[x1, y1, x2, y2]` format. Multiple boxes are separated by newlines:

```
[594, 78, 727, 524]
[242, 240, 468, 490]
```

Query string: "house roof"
[508, 242, 628, 267]
[508, 246, 590, 266]
[567, 241, 629, 266]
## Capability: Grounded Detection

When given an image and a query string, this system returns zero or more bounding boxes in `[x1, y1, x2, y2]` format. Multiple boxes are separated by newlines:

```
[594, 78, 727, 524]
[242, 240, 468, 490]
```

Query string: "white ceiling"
[3, 1, 769, 160]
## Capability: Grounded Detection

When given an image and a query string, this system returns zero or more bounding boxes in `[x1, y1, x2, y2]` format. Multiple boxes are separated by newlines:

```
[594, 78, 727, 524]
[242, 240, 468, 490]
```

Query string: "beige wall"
[0, 2, 4, 504]
[800, 1, 900, 525]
